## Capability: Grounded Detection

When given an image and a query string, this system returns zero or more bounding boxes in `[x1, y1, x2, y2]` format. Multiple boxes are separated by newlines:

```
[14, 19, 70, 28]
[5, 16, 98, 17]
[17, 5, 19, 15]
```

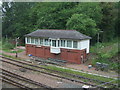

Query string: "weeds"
[90, 38, 119, 71]
[2, 38, 24, 53]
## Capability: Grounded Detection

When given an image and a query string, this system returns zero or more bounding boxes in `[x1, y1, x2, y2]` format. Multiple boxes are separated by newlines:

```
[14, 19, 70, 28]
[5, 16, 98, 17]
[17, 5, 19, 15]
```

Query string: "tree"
[2, 2, 35, 39]
[2, 2, 118, 45]
[66, 14, 99, 37]
[100, 2, 117, 42]
[76, 3, 102, 25]
[30, 2, 78, 29]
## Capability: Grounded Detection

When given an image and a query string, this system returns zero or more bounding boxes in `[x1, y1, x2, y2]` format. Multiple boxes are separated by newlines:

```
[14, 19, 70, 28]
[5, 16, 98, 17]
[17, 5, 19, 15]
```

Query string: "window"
[52, 40, 56, 47]
[35, 38, 39, 45]
[73, 41, 78, 48]
[58, 40, 60, 47]
[50, 40, 52, 46]
[61, 40, 66, 47]
[67, 40, 72, 48]
[40, 38, 43, 45]
[27, 37, 30, 43]
[44, 39, 49, 45]
[31, 38, 34, 44]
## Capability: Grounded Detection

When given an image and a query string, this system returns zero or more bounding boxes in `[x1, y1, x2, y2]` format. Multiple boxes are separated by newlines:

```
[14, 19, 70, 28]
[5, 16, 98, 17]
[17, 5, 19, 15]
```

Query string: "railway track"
[1, 56, 118, 88]
[1, 77, 32, 89]
[1, 68, 52, 89]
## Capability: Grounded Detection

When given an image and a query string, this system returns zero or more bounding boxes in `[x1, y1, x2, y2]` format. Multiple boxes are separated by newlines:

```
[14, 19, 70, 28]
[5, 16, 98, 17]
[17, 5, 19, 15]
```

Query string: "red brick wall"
[26, 44, 87, 64]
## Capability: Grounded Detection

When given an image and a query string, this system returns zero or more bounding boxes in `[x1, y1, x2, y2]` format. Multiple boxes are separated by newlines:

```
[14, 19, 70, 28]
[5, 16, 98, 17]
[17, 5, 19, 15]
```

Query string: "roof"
[25, 29, 91, 40]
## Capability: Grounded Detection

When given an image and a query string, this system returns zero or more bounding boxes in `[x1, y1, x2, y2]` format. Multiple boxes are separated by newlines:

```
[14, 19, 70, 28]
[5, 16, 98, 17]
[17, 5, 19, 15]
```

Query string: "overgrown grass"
[43, 65, 117, 83]
[3, 49, 24, 53]
[2, 53, 18, 59]
[90, 38, 119, 71]
[2, 38, 24, 53]
[2, 38, 15, 50]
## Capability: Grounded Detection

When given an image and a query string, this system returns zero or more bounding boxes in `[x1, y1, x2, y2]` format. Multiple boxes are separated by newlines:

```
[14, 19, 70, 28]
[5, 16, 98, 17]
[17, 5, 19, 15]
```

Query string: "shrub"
[2, 38, 15, 50]
[2, 42, 15, 50]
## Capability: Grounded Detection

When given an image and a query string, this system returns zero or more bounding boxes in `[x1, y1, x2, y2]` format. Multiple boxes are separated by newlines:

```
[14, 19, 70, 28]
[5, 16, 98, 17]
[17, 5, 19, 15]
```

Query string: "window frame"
[26, 37, 79, 49]
[26, 37, 31, 44]
[31, 37, 35, 44]
[73, 41, 78, 48]
[44, 38, 49, 46]
[51, 40, 57, 47]
[35, 38, 39, 45]
[39, 38, 43, 45]
[60, 40, 66, 47]
[67, 40, 72, 48]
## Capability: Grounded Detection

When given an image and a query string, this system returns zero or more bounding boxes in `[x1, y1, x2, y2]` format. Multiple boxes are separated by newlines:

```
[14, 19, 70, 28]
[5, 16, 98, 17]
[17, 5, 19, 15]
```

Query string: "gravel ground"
[2, 60, 83, 88]
[2, 82, 18, 88]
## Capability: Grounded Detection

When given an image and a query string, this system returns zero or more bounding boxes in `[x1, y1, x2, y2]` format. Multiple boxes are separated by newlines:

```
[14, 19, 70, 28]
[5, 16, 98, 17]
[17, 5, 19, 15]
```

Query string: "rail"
[1, 56, 118, 88]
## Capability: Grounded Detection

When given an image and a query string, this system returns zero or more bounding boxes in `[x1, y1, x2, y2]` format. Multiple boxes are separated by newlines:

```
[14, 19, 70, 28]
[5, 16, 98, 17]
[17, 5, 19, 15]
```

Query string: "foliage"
[2, 38, 24, 53]
[75, 2, 102, 25]
[90, 39, 119, 71]
[99, 2, 118, 42]
[66, 14, 99, 37]
[2, 2, 119, 43]
[2, 2, 35, 40]
[2, 38, 15, 50]
[30, 2, 78, 29]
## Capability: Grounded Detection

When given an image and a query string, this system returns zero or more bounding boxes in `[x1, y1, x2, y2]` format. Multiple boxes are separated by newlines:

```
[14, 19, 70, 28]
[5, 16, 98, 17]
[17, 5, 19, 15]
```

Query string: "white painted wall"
[79, 39, 90, 53]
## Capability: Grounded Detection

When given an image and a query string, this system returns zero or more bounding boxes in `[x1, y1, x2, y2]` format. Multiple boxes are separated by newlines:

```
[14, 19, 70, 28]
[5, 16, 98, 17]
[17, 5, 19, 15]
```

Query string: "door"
[81, 54, 84, 64]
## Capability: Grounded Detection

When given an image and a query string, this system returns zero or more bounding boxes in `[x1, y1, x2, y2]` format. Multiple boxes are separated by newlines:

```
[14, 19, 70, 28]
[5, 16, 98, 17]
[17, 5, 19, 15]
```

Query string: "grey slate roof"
[25, 29, 91, 40]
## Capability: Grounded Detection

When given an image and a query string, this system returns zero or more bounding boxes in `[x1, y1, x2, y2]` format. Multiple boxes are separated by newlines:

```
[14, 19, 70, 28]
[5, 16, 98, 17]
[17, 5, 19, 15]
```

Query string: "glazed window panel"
[49, 39, 51, 46]
[61, 40, 65, 47]
[31, 38, 35, 44]
[52, 40, 56, 47]
[35, 38, 39, 45]
[67, 40, 72, 48]
[58, 40, 60, 47]
[27, 37, 30, 43]
[73, 41, 78, 48]
[40, 38, 43, 45]
[44, 39, 49, 45]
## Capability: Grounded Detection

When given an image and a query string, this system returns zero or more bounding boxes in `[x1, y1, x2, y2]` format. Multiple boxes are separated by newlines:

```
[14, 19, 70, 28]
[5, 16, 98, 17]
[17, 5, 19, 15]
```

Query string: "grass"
[3, 49, 24, 53]
[2, 53, 25, 61]
[43, 65, 118, 83]
[1, 38, 24, 53]
[90, 38, 119, 71]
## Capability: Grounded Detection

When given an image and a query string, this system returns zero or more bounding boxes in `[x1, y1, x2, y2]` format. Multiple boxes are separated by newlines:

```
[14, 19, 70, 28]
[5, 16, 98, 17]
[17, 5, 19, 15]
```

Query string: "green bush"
[2, 42, 15, 50]
[91, 39, 118, 70]
[2, 38, 15, 50]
